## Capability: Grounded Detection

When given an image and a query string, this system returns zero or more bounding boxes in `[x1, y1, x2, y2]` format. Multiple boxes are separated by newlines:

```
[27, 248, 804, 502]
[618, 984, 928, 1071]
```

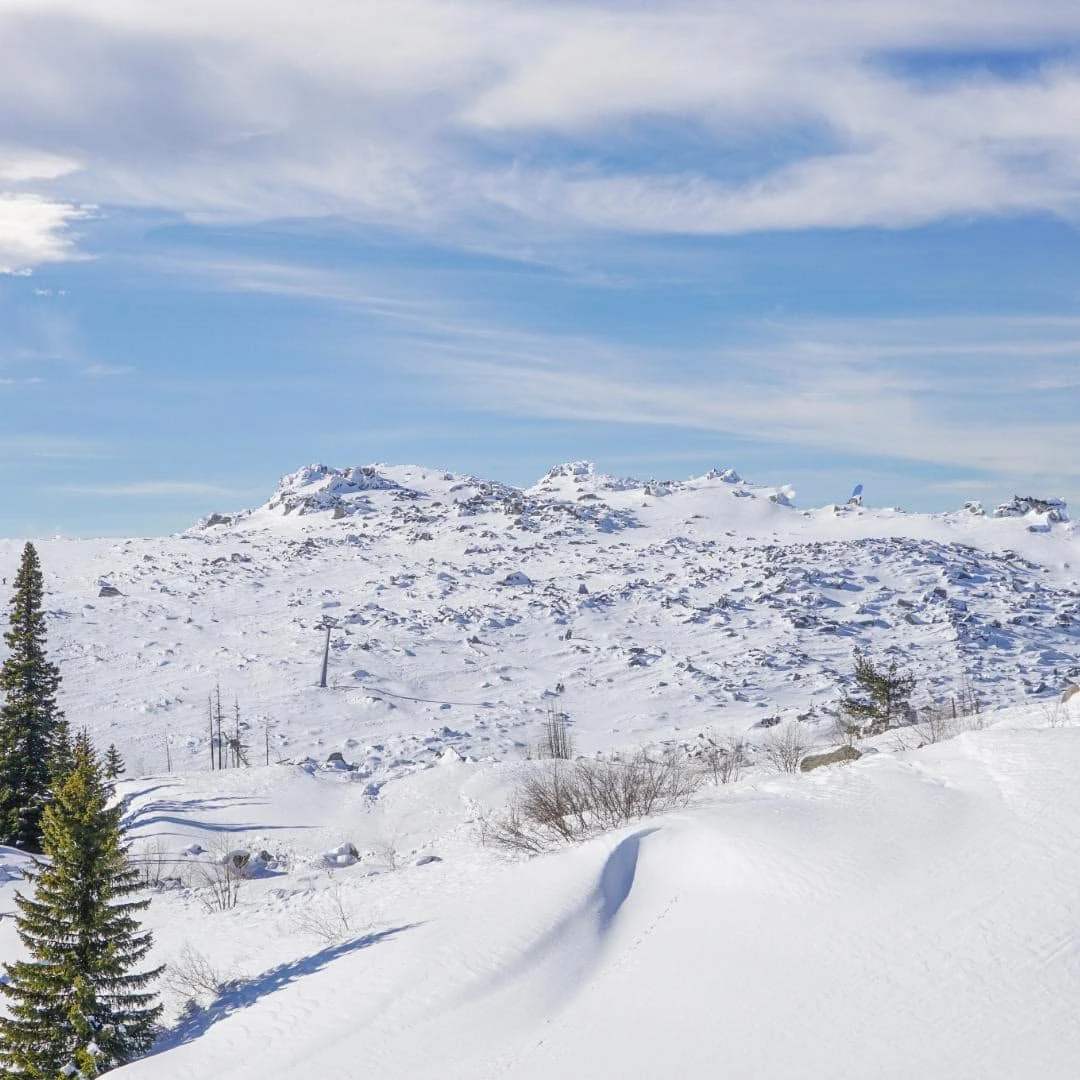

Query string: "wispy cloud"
[390, 312, 1080, 491]
[81, 363, 134, 377]
[0, 435, 104, 459]
[56, 481, 236, 497]
[154, 252, 1080, 493]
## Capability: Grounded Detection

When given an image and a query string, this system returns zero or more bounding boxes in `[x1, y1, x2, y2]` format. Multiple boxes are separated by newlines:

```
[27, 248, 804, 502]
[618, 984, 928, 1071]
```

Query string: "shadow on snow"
[155, 923, 422, 1053]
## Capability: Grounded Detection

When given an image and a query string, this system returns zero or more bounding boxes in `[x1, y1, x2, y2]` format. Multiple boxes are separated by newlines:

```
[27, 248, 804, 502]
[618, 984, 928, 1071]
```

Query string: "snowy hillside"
[0, 462, 1076, 779]
[1, 461, 1079, 1078]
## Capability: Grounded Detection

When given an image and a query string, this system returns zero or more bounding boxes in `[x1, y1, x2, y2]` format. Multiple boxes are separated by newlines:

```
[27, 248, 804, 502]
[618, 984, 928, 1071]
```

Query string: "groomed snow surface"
[1, 462, 1079, 1077]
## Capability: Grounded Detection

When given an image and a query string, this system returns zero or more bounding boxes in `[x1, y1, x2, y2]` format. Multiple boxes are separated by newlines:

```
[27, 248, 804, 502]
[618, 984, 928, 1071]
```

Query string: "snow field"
[62, 713, 1079, 1079]
[1, 461, 1079, 1077]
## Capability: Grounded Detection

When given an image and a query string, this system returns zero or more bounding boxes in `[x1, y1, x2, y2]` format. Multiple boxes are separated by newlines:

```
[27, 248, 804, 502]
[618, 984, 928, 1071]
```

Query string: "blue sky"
[3, 1, 1080, 536]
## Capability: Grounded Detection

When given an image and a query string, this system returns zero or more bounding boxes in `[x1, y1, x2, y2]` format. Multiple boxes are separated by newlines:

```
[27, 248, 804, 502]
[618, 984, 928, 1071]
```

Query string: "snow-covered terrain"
[1, 462, 1079, 1077]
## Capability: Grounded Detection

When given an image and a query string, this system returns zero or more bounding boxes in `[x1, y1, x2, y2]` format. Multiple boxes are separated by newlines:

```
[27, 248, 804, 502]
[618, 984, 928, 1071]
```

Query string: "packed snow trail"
[112, 723, 1080, 1080]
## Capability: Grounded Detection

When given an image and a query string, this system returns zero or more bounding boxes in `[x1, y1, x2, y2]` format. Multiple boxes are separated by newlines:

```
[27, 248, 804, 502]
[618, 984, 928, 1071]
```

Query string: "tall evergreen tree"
[0, 542, 64, 850]
[0, 732, 162, 1078]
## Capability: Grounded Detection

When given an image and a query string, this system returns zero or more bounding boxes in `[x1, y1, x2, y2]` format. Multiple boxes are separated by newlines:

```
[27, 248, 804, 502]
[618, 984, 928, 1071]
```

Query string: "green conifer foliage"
[50, 719, 75, 787]
[103, 744, 125, 783]
[841, 649, 917, 736]
[0, 543, 64, 850]
[0, 733, 163, 1078]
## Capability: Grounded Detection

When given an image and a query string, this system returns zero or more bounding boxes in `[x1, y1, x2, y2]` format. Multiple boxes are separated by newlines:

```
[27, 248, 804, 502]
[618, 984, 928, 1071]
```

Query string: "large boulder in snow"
[800, 745, 862, 772]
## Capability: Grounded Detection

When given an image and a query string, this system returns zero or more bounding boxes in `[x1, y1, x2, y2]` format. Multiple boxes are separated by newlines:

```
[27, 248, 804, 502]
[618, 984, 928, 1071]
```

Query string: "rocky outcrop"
[994, 496, 1068, 523]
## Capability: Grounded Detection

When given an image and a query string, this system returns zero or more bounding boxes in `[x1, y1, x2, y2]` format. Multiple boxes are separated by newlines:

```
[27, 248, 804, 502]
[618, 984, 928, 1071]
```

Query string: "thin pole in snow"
[317, 616, 337, 688]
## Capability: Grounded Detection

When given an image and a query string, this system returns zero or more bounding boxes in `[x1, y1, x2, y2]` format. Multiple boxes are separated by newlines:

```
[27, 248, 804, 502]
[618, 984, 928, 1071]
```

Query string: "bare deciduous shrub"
[537, 703, 573, 760]
[164, 944, 230, 1011]
[831, 711, 862, 748]
[132, 837, 184, 891]
[291, 882, 368, 944]
[912, 701, 954, 745]
[760, 722, 808, 774]
[1045, 701, 1070, 728]
[695, 731, 747, 784]
[907, 680, 986, 745]
[192, 853, 245, 912]
[486, 750, 701, 853]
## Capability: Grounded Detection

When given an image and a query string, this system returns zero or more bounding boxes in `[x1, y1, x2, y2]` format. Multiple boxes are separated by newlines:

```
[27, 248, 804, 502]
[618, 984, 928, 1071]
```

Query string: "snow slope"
[1, 462, 1079, 1077]
[84, 708, 1080, 1079]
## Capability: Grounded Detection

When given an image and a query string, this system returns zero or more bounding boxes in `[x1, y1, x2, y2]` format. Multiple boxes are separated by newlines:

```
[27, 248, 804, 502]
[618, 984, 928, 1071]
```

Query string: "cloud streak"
[396, 312, 1080, 494]
[56, 481, 236, 497]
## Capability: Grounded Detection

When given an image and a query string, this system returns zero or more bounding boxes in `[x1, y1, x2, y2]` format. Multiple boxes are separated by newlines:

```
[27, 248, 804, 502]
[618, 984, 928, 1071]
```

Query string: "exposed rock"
[993, 495, 1068, 523]
[97, 585, 122, 598]
[800, 745, 863, 772]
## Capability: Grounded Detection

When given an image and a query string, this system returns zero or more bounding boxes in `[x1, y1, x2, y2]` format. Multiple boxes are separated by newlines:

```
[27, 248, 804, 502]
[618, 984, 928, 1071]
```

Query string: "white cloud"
[0, 193, 92, 273]
[3, 2, 1080, 243]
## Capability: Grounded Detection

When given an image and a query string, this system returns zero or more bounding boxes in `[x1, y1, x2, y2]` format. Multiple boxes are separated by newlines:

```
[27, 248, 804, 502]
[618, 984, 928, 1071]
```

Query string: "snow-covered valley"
[2, 461, 1079, 1078]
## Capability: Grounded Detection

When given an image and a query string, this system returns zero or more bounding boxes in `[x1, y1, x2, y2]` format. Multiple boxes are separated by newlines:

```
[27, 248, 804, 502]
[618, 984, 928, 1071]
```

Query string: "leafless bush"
[164, 944, 229, 1010]
[369, 832, 402, 873]
[695, 731, 747, 784]
[537, 703, 573, 760]
[1045, 702, 1068, 727]
[912, 701, 954, 745]
[760, 722, 808, 774]
[911, 681, 986, 745]
[831, 712, 862, 748]
[191, 853, 245, 912]
[132, 837, 184, 891]
[486, 750, 701, 853]
[291, 882, 368, 944]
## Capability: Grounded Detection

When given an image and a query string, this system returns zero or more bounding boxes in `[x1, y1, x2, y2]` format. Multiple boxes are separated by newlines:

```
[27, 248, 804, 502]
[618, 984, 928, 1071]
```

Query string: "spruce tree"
[0, 542, 64, 850]
[103, 743, 125, 783]
[0, 732, 162, 1078]
[841, 649, 917, 736]
[50, 718, 75, 786]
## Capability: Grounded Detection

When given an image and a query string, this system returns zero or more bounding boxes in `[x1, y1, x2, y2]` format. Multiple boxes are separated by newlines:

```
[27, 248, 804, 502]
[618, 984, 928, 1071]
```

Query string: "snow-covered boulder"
[993, 495, 1068, 523]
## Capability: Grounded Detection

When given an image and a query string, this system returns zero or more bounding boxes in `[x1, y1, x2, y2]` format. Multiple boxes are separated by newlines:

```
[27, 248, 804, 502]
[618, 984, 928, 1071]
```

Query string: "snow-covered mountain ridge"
[0, 461, 1075, 780]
